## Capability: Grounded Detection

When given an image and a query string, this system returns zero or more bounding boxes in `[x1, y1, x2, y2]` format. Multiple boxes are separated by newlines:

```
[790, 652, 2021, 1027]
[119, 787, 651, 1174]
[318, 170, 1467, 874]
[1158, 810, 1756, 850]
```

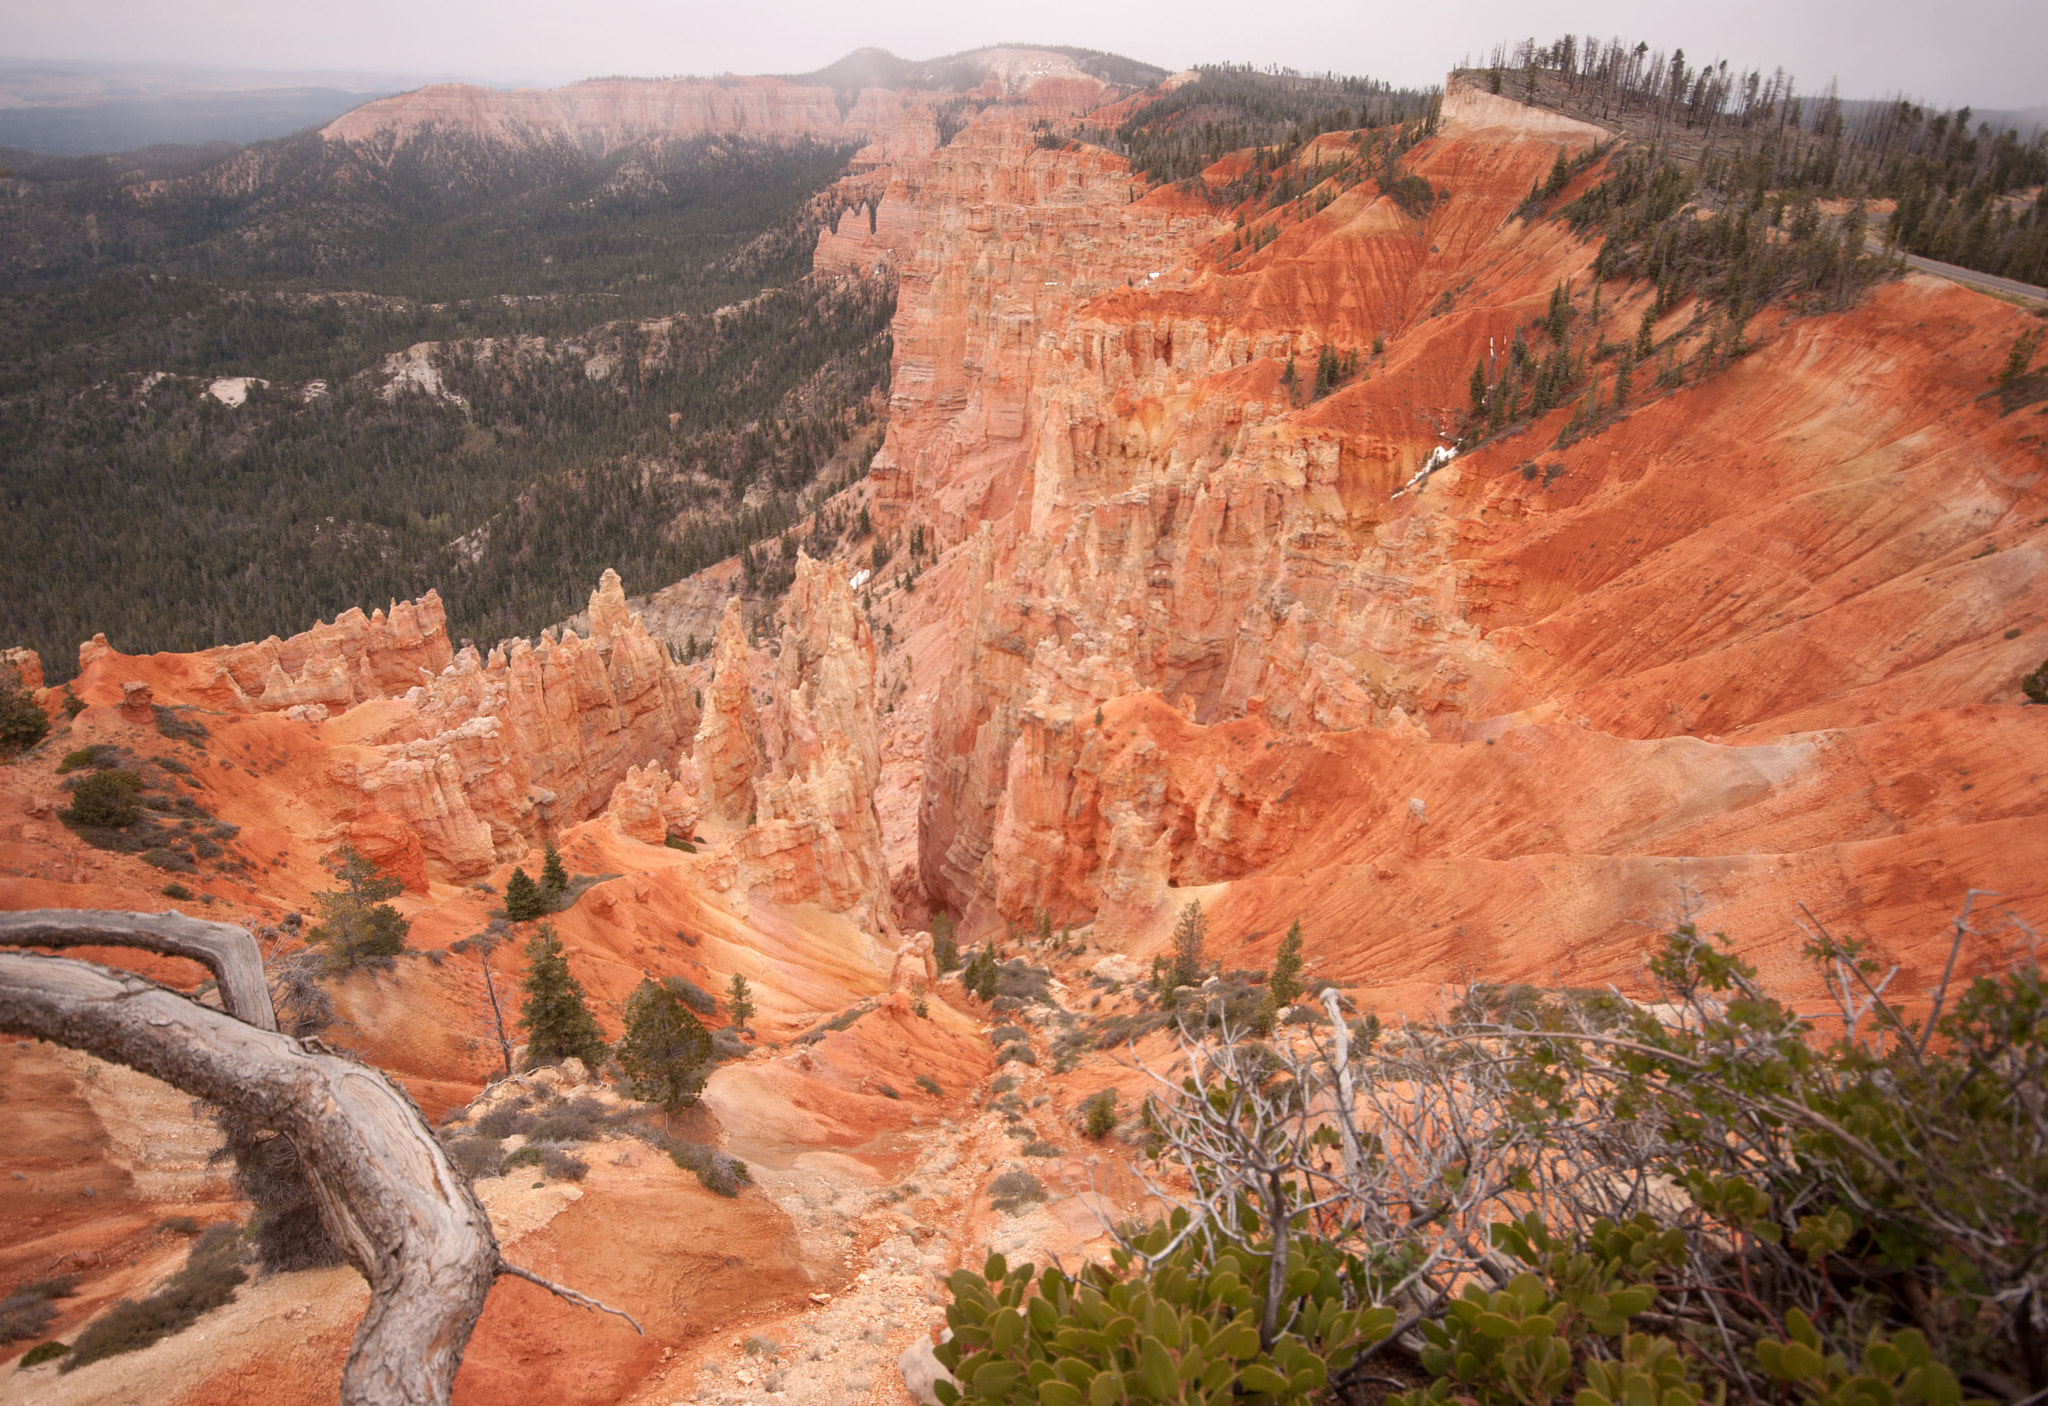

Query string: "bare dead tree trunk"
[0, 951, 494, 1404]
[0, 908, 277, 1029]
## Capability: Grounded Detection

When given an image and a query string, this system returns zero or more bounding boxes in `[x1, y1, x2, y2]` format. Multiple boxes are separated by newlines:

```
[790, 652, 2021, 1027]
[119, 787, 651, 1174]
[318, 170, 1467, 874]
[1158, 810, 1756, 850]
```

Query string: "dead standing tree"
[0, 909, 636, 1406]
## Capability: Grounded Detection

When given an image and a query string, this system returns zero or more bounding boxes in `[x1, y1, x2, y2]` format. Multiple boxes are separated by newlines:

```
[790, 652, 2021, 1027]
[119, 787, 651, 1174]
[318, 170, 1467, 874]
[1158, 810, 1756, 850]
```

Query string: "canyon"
[3, 52, 2046, 1406]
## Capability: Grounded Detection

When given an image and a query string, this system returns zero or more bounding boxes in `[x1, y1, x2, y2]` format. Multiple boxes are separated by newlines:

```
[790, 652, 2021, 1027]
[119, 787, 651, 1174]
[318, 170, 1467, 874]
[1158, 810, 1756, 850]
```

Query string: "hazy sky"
[9, 0, 2044, 112]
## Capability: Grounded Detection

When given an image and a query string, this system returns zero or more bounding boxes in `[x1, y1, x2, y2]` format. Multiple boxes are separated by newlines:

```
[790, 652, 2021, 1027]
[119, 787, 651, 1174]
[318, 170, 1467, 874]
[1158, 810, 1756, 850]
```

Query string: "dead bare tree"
[0, 911, 638, 1405]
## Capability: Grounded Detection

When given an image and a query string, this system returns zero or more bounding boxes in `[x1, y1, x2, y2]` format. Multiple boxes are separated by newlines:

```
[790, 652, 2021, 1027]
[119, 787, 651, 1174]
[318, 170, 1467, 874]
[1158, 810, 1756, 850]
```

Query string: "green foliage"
[503, 866, 546, 922]
[0, 131, 896, 684]
[725, 972, 756, 1030]
[305, 845, 410, 970]
[932, 1223, 1394, 1406]
[1082, 1090, 1120, 1139]
[60, 768, 140, 827]
[2023, 656, 2048, 704]
[933, 911, 960, 971]
[1168, 901, 1207, 992]
[918, 1073, 944, 1097]
[20, 1340, 68, 1367]
[1754, 1310, 1968, 1406]
[616, 979, 715, 1110]
[63, 1224, 246, 1372]
[1268, 923, 1306, 1008]
[1999, 330, 2040, 388]
[0, 666, 47, 758]
[517, 923, 609, 1068]
[541, 842, 569, 898]
[1544, 145, 1572, 200]
[965, 944, 1002, 1002]
[1089, 64, 1436, 195]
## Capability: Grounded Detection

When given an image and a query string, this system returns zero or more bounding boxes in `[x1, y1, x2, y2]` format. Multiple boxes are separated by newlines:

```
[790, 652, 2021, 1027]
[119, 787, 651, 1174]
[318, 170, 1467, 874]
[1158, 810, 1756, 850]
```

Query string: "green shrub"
[64, 1224, 246, 1371]
[932, 1236, 1392, 1406]
[60, 768, 141, 827]
[917, 1073, 944, 1097]
[662, 975, 718, 1014]
[996, 1042, 1037, 1066]
[2023, 656, 2048, 703]
[161, 882, 194, 900]
[0, 668, 48, 759]
[141, 846, 195, 872]
[1082, 1090, 1119, 1138]
[56, 745, 117, 774]
[19, 1340, 68, 1367]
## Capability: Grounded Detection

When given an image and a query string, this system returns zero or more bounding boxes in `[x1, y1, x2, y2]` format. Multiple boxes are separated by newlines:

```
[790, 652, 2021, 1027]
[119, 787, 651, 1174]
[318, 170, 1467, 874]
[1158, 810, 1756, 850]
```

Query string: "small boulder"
[899, 1336, 958, 1406]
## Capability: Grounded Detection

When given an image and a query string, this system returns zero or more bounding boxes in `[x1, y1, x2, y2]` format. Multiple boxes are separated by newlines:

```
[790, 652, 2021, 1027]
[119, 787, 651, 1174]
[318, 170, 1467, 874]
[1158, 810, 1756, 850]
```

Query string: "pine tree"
[1635, 306, 1656, 361]
[725, 973, 756, 1032]
[518, 923, 608, 1068]
[1281, 355, 1299, 404]
[0, 664, 48, 759]
[504, 866, 545, 922]
[541, 842, 569, 899]
[1469, 359, 1489, 415]
[1168, 900, 1207, 990]
[931, 912, 959, 972]
[1547, 282, 1571, 343]
[2000, 330, 2040, 389]
[616, 980, 714, 1110]
[307, 845, 410, 972]
[1270, 920, 1307, 1007]
[1544, 146, 1571, 200]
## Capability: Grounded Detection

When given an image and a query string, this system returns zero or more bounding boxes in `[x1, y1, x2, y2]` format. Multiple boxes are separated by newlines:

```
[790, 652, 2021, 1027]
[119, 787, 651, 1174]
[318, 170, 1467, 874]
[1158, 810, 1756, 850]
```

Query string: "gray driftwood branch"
[0, 908, 277, 1030]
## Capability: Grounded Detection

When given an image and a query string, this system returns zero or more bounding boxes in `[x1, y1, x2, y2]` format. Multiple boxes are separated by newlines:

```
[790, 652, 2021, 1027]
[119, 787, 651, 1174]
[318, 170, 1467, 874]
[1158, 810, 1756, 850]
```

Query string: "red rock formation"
[843, 80, 2048, 1001]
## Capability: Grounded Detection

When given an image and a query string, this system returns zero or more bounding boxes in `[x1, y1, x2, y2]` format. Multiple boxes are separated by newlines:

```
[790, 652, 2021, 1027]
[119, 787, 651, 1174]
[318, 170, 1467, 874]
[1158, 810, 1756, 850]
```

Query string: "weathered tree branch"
[0, 908, 277, 1030]
[0, 950, 492, 1404]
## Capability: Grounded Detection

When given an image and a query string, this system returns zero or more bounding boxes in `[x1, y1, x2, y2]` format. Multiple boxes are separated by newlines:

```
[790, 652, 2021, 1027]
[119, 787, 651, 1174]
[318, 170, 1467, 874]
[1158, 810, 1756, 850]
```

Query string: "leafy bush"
[668, 1140, 753, 1197]
[932, 1240, 1392, 1406]
[160, 882, 194, 900]
[60, 768, 142, 827]
[55, 744, 118, 774]
[1082, 1090, 1119, 1138]
[917, 1073, 944, 1097]
[64, 1223, 246, 1371]
[19, 1340, 68, 1367]
[996, 1042, 1037, 1066]
[0, 667, 48, 759]
[2024, 656, 2048, 704]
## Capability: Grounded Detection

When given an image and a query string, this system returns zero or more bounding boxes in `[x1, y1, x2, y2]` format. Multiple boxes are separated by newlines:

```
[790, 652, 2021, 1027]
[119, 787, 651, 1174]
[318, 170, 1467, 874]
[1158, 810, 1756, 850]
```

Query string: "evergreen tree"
[725, 972, 756, 1032]
[616, 980, 715, 1110]
[1168, 900, 1207, 990]
[1635, 306, 1656, 361]
[541, 842, 570, 899]
[504, 866, 546, 922]
[518, 923, 608, 1068]
[1469, 359, 1489, 414]
[1270, 919, 1307, 1007]
[0, 665, 48, 759]
[1547, 282, 1571, 343]
[931, 912, 959, 972]
[1281, 355, 1299, 403]
[1544, 146, 1572, 200]
[1999, 330, 2040, 389]
[307, 845, 410, 972]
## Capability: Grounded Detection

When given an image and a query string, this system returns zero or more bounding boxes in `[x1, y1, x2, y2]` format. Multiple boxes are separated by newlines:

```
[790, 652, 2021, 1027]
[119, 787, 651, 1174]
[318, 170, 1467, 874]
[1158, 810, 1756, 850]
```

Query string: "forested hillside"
[0, 128, 888, 679]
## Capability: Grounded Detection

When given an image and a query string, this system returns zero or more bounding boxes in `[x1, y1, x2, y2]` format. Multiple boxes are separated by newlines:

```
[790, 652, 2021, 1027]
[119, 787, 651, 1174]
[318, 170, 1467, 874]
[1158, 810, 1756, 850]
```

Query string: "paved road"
[1868, 240, 2048, 302]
